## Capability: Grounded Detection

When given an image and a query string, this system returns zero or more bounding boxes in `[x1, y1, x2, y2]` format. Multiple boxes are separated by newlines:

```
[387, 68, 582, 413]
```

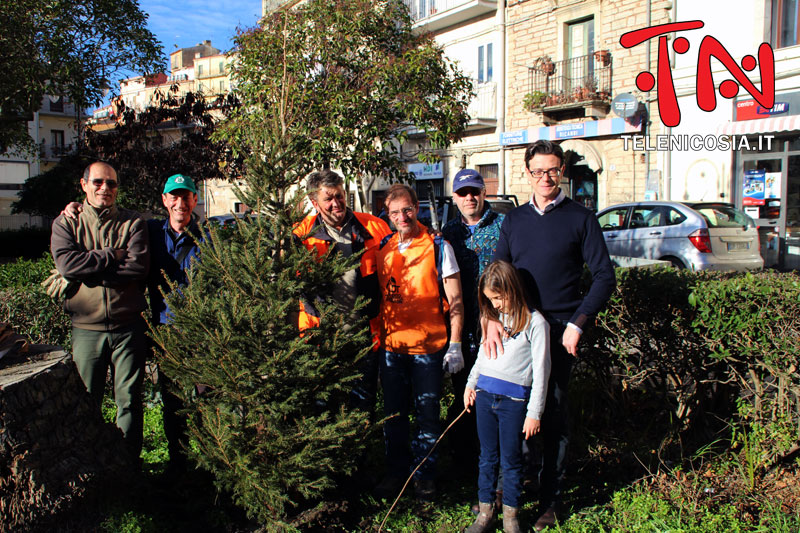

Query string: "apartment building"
[394, 0, 507, 207]
[96, 40, 240, 218]
[0, 95, 86, 219]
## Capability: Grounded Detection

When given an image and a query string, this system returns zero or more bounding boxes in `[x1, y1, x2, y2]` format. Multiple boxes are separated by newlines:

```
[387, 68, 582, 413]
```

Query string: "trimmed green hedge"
[582, 267, 800, 450]
[0, 255, 70, 350]
[0, 227, 51, 259]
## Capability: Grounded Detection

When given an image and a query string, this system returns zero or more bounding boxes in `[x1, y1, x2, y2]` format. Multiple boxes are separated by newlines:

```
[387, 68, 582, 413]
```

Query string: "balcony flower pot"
[523, 91, 547, 111]
[594, 49, 611, 66]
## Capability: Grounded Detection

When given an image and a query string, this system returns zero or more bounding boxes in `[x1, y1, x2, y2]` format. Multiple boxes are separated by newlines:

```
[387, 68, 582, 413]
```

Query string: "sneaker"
[413, 478, 436, 501]
[373, 476, 405, 500]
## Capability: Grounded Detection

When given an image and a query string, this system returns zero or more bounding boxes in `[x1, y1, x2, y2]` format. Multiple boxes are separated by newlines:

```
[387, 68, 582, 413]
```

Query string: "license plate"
[727, 241, 750, 251]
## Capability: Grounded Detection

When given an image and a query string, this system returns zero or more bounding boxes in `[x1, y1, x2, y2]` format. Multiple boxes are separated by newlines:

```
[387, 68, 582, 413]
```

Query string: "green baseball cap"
[163, 174, 197, 195]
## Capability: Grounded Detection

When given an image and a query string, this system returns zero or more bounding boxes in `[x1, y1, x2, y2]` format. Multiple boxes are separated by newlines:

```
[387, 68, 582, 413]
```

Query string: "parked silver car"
[596, 201, 764, 271]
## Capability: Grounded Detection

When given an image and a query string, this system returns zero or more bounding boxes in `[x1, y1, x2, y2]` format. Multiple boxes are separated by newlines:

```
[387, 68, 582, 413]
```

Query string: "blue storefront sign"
[500, 130, 529, 145]
[554, 123, 585, 139]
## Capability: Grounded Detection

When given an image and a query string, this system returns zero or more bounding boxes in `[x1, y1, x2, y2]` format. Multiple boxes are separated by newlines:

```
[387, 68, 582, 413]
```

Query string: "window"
[478, 43, 493, 83]
[636, 206, 687, 228]
[219, 60, 225, 73]
[49, 96, 64, 113]
[566, 17, 595, 94]
[51, 130, 64, 148]
[773, 0, 800, 48]
[567, 17, 594, 59]
[219, 80, 225, 93]
[598, 207, 629, 230]
[774, 0, 799, 47]
[477, 164, 499, 195]
[197, 64, 204, 76]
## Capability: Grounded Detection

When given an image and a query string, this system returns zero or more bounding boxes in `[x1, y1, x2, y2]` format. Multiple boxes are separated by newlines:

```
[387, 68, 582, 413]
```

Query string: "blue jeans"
[380, 348, 445, 481]
[475, 390, 527, 508]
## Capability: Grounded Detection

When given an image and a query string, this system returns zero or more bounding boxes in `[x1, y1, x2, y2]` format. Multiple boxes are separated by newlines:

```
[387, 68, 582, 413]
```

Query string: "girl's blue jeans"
[475, 389, 527, 507]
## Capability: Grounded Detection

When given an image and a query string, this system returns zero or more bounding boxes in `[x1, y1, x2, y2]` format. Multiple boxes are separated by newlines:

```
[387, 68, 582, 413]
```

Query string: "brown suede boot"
[464, 502, 495, 533]
[502, 504, 521, 533]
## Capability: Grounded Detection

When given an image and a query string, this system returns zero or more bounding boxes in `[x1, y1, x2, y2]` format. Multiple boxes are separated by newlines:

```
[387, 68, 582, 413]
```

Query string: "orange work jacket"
[293, 210, 391, 345]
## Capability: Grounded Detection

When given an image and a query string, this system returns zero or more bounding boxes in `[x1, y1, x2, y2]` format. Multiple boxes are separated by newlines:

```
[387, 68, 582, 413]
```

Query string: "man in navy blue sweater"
[490, 140, 615, 530]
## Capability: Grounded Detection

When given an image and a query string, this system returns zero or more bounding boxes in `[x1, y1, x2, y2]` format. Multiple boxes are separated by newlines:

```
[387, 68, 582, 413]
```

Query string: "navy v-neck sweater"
[493, 197, 616, 329]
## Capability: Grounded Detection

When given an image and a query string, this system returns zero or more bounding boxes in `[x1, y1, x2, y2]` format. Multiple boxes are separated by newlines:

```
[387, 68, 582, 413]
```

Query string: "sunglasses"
[88, 179, 119, 189]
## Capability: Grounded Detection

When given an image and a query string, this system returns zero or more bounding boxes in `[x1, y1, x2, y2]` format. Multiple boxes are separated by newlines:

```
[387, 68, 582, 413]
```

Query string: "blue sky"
[97, 1, 261, 110]
[139, 0, 263, 56]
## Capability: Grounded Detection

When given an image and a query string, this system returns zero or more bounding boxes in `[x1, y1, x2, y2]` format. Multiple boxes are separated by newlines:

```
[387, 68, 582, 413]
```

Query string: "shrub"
[0, 286, 71, 349]
[0, 254, 70, 349]
[0, 253, 55, 288]
[581, 267, 800, 460]
[0, 227, 51, 259]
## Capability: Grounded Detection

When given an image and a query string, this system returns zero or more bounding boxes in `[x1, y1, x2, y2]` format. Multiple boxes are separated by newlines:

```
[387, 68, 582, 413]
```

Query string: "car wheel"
[662, 256, 684, 269]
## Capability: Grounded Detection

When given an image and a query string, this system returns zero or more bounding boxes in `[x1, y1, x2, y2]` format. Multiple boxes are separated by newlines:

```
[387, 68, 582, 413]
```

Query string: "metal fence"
[0, 215, 52, 231]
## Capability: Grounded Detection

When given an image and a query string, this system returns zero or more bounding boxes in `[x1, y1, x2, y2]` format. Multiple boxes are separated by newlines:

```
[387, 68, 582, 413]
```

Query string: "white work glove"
[443, 342, 465, 374]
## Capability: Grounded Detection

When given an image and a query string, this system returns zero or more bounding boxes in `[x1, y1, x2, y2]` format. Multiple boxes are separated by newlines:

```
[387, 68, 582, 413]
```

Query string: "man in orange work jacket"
[373, 183, 465, 502]
[293, 169, 392, 412]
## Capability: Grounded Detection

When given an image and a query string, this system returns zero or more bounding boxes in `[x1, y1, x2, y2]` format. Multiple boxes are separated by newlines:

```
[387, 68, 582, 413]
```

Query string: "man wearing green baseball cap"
[147, 173, 202, 476]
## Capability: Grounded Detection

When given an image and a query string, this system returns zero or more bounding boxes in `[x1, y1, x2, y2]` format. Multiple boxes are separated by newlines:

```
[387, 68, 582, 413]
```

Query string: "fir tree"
[151, 0, 472, 527]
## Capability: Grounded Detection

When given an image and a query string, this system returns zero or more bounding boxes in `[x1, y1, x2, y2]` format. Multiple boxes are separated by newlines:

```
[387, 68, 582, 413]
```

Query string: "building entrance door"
[742, 158, 782, 267]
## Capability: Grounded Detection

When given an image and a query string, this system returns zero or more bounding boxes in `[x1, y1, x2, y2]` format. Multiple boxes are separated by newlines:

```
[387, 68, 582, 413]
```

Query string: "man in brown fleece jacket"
[50, 161, 150, 459]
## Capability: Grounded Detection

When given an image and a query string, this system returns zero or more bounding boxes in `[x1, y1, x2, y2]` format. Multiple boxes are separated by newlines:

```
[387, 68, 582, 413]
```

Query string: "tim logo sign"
[620, 21, 775, 127]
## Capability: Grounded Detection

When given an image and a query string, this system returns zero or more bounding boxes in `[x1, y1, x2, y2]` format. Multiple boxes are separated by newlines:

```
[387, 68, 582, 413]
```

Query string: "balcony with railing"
[467, 79, 497, 128]
[406, 0, 498, 32]
[526, 51, 613, 120]
[39, 143, 74, 161]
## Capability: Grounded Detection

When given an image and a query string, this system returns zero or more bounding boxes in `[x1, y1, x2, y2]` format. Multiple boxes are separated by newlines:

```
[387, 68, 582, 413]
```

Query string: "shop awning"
[715, 114, 800, 135]
[558, 139, 603, 173]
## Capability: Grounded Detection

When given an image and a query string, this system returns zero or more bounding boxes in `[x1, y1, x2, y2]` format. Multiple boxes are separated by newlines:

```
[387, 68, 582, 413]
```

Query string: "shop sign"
[408, 162, 443, 181]
[735, 100, 789, 121]
[554, 123, 585, 139]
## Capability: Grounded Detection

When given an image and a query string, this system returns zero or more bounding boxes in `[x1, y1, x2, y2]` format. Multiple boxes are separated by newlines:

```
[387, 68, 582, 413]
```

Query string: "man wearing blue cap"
[442, 168, 505, 499]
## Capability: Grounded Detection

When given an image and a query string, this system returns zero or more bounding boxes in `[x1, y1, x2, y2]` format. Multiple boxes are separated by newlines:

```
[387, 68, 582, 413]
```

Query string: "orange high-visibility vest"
[376, 223, 449, 355]
[293, 210, 391, 347]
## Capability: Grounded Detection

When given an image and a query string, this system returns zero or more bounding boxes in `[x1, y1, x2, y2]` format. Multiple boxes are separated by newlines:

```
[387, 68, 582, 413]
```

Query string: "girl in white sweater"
[463, 260, 551, 533]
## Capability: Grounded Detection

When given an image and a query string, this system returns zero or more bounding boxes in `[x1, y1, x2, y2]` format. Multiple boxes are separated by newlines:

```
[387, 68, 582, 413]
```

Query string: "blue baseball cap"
[163, 174, 197, 195]
[453, 169, 485, 193]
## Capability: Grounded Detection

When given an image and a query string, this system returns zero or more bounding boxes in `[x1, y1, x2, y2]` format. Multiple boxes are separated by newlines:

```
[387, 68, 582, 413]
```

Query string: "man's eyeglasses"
[528, 167, 562, 179]
[388, 206, 415, 219]
[88, 179, 119, 189]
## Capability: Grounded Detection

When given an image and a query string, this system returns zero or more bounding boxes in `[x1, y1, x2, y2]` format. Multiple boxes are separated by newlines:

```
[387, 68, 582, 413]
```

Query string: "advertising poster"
[765, 172, 781, 199]
[743, 170, 766, 206]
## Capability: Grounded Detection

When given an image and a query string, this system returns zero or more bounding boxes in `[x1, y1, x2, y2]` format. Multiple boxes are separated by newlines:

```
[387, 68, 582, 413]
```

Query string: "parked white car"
[596, 201, 764, 271]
